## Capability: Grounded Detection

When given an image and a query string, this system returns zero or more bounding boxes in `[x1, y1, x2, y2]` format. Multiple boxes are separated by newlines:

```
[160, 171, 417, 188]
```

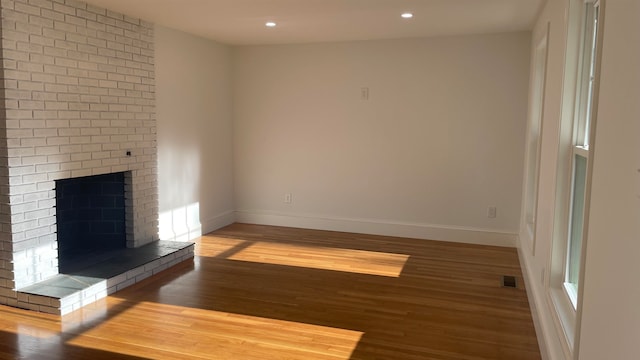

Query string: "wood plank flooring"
[0, 223, 541, 359]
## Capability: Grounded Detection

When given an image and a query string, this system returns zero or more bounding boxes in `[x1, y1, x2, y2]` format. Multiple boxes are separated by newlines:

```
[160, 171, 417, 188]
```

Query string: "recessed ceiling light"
[401, 12, 414, 19]
[265, 21, 277, 27]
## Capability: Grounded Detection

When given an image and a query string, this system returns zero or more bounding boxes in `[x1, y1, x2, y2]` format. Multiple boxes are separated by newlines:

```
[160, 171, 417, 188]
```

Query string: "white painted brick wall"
[0, 0, 158, 292]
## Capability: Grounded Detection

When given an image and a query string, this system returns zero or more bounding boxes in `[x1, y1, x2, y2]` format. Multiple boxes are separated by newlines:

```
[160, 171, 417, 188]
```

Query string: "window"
[564, 0, 600, 307]
[548, 0, 603, 354]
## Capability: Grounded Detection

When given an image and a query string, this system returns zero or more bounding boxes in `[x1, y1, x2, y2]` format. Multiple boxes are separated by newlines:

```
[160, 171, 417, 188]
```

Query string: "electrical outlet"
[487, 206, 497, 218]
[361, 87, 369, 100]
[284, 193, 292, 204]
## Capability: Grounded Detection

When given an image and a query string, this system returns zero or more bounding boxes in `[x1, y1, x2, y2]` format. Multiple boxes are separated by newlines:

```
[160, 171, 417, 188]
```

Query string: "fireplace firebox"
[55, 172, 127, 273]
[17, 168, 194, 315]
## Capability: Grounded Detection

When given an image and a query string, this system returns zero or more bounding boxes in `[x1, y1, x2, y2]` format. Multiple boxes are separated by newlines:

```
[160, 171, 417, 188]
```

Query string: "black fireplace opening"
[56, 172, 126, 273]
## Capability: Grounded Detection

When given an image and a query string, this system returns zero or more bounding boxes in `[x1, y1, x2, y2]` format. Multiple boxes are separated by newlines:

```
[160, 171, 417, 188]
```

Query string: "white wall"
[156, 26, 235, 241]
[577, 0, 640, 358]
[517, 0, 573, 358]
[232, 32, 531, 246]
[519, 1, 640, 359]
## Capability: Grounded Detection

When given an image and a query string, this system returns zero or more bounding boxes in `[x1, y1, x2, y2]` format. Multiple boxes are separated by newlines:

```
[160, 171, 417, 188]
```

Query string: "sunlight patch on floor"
[5, 324, 59, 340]
[196, 236, 248, 257]
[227, 242, 409, 277]
[0, 306, 60, 340]
[61, 297, 128, 333]
[66, 301, 363, 359]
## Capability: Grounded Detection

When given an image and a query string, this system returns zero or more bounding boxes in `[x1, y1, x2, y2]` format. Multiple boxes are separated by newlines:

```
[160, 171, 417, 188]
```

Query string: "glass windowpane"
[567, 154, 587, 286]
[583, 6, 599, 147]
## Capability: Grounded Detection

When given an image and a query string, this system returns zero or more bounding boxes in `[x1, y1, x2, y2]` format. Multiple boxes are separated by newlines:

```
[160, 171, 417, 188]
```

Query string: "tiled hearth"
[0, 0, 194, 314]
[18, 241, 193, 315]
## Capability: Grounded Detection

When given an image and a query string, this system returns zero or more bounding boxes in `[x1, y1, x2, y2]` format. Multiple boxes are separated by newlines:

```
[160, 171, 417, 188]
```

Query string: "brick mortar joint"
[1, 0, 159, 292]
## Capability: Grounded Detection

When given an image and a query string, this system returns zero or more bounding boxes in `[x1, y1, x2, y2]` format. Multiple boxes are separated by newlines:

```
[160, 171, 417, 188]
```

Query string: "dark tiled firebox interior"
[16, 172, 195, 315]
[56, 172, 127, 273]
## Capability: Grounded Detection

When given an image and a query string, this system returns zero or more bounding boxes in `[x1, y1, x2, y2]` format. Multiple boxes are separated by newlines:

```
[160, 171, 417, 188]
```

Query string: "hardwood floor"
[0, 223, 540, 359]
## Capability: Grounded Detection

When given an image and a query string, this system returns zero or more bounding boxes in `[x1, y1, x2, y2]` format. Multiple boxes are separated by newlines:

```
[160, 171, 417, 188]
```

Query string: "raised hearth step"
[16, 241, 194, 315]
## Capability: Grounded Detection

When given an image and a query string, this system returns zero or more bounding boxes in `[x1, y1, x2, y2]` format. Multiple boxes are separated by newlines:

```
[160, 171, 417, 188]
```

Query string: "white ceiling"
[81, 0, 543, 45]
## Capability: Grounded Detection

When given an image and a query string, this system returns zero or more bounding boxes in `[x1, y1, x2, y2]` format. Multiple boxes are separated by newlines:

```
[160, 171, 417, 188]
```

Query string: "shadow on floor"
[109, 224, 540, 360]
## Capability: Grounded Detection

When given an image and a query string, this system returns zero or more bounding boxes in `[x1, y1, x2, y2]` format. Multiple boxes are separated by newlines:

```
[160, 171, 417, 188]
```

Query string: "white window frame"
[564, 0, 600, 309]
[548, 0, 604, 356]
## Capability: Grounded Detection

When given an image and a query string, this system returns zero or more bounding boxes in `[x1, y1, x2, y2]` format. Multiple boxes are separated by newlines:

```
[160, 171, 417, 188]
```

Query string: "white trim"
[235, 210, 517, 247]
[521, 20, 550, 257]
[201, 210, 236, 234]
[518, 247, 571, 360]
[573, 146, 589, 158]
[573, 1, 604, 357]
[547, 286, 576, 356]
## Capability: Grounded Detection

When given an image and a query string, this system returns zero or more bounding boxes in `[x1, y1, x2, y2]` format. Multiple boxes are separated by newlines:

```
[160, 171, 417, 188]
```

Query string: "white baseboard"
[201, 210, 236, 234]
[235, 210, 517, 247]
[518, 247, 551, 360]
[517, 247, 569, 360]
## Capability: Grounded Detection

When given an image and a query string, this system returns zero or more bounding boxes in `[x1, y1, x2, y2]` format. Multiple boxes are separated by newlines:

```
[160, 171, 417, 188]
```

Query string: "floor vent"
[501, 275, 517, 288]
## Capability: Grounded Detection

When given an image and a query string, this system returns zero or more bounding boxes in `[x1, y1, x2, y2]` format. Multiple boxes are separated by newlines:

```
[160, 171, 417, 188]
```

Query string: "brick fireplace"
[0, 0, 193, 314]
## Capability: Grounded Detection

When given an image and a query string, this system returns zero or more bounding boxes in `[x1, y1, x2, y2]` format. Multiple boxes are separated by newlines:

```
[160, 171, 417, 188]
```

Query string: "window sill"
[548, 284, 578, 354]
